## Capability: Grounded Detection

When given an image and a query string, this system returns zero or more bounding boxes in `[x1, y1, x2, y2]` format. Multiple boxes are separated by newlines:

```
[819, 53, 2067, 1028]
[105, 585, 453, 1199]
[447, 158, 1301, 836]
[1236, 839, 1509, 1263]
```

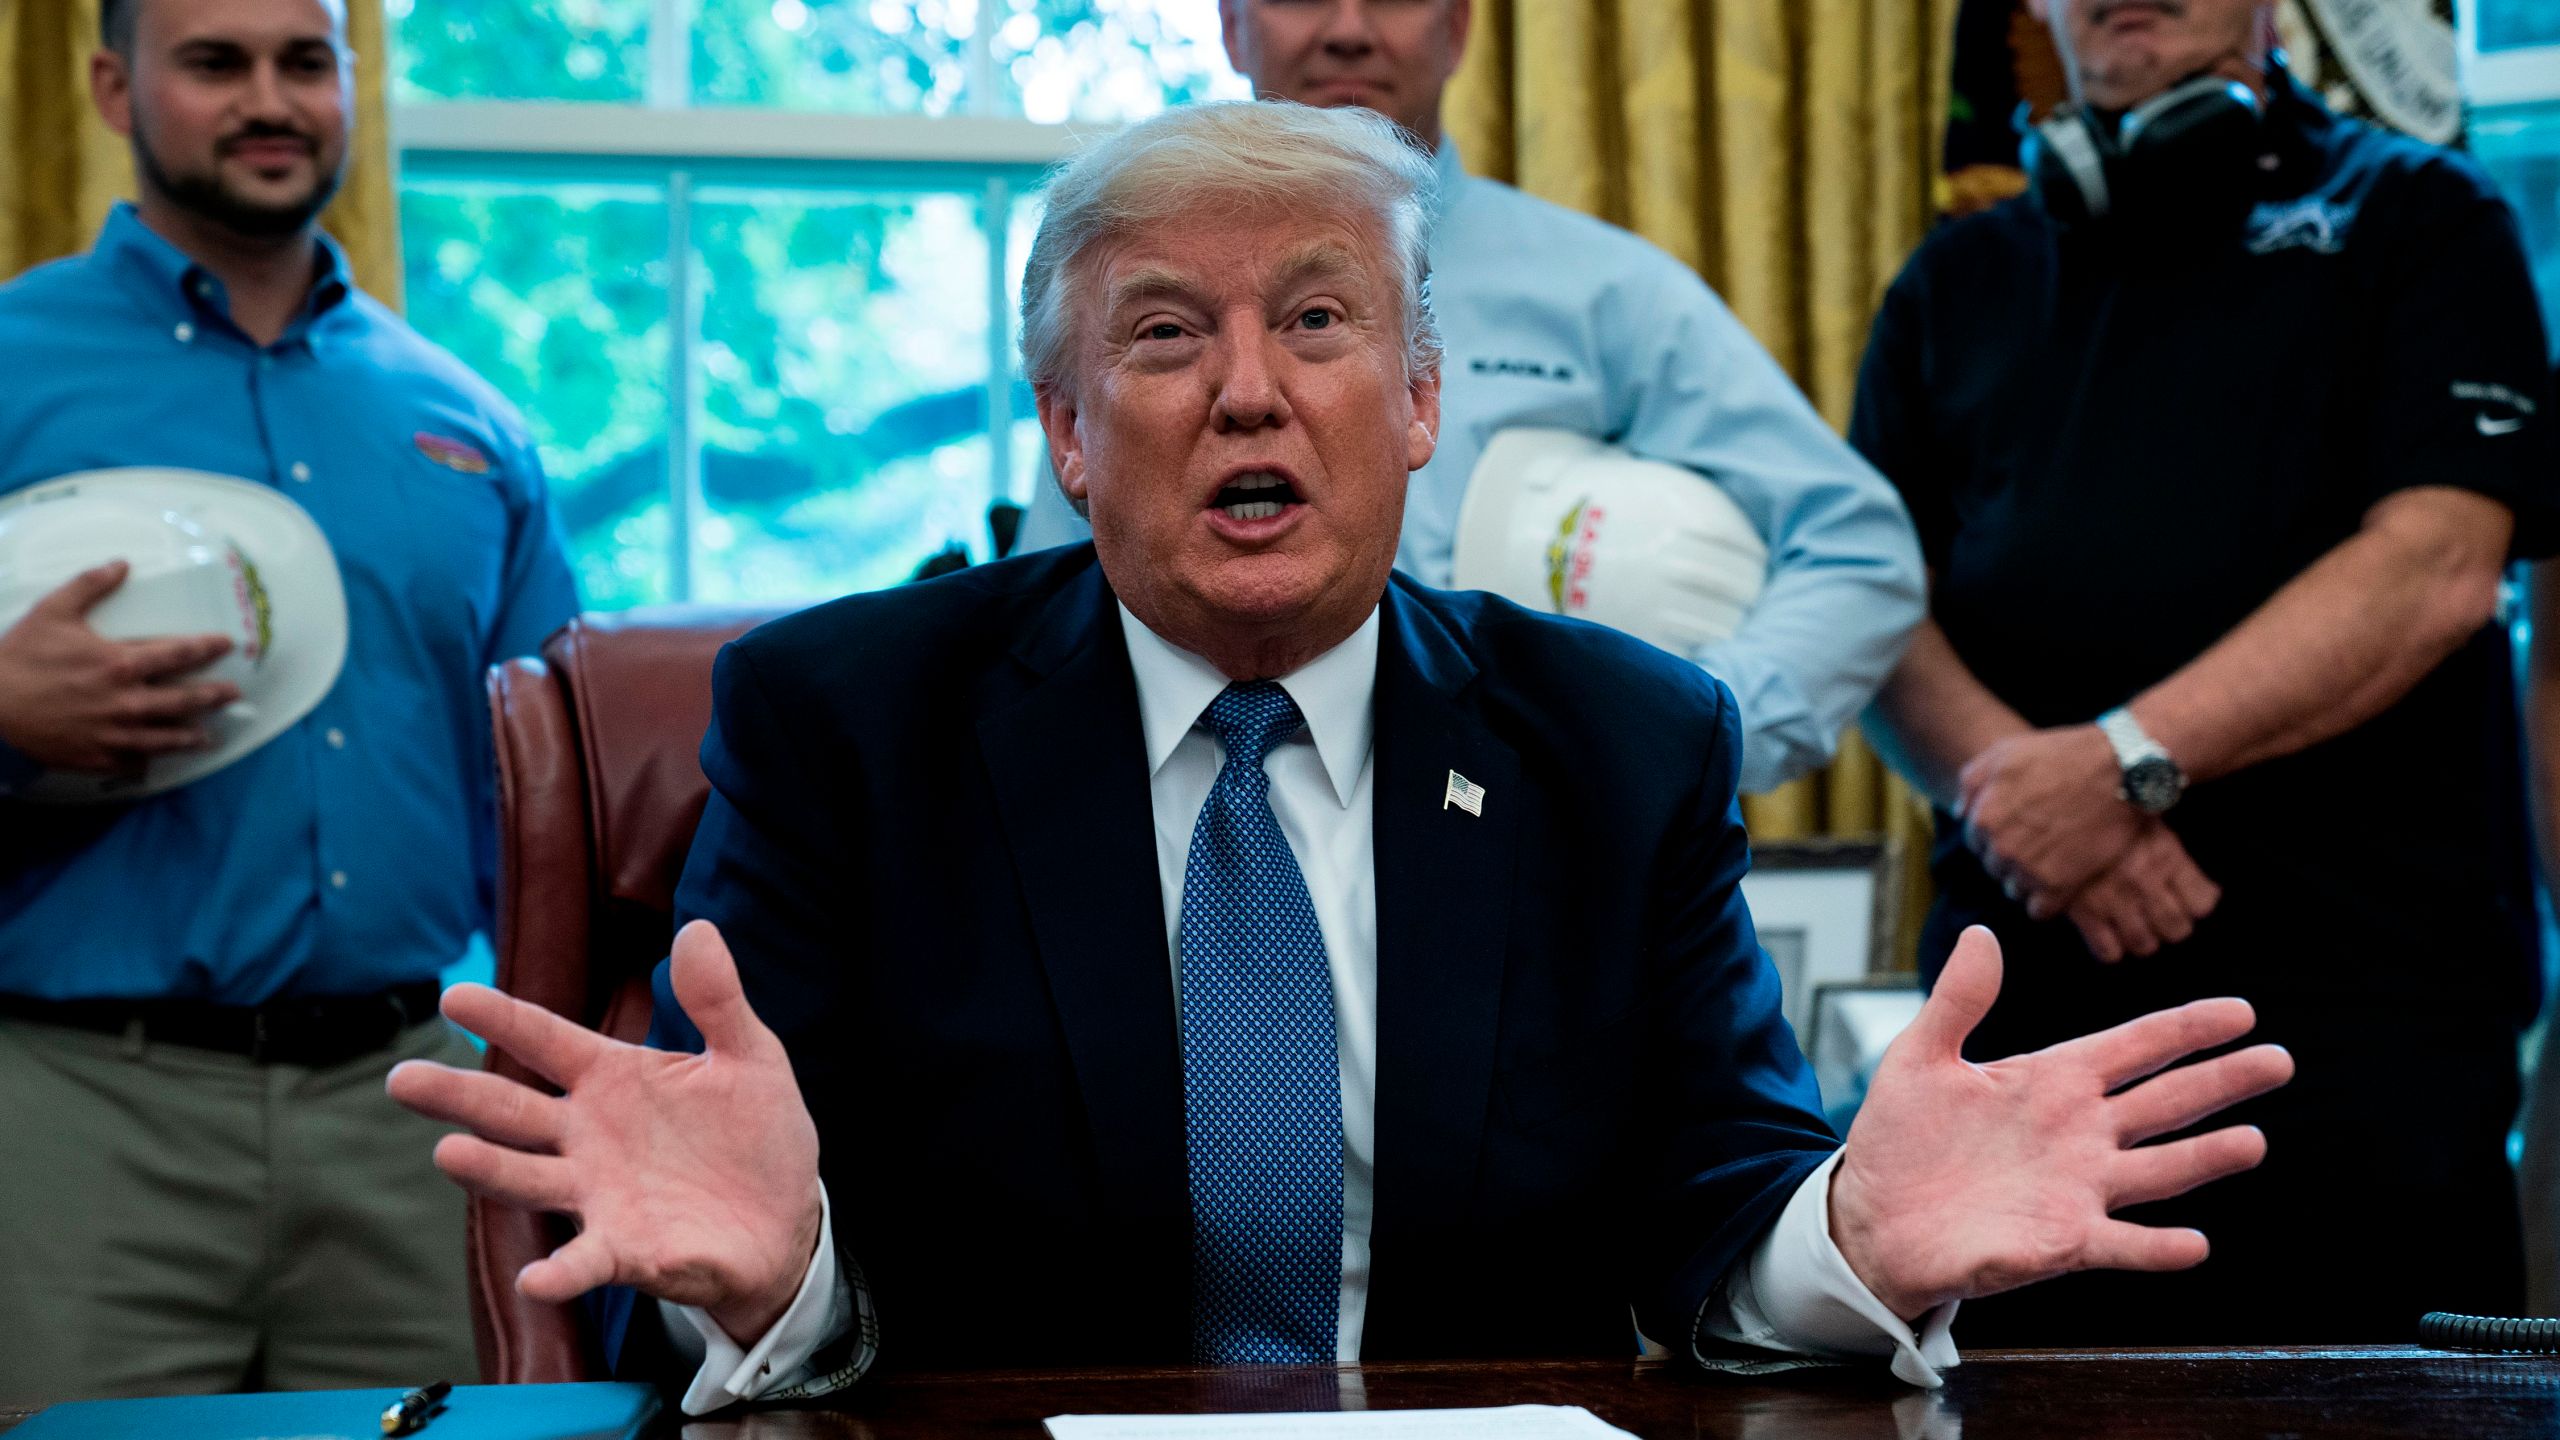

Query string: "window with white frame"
[387, 0, 1247, 608]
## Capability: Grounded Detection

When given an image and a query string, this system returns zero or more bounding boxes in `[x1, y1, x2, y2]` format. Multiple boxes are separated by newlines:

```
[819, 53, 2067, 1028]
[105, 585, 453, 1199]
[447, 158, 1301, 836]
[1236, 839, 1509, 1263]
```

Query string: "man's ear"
[1035, 382, 1090, 517]
[1445, 0, 1475, 73]
[1405, 362, 1441, 475]
[2025, 0, 2051, 24]
[1218, 0, 1251, 81]
[91, 48, 135, 138]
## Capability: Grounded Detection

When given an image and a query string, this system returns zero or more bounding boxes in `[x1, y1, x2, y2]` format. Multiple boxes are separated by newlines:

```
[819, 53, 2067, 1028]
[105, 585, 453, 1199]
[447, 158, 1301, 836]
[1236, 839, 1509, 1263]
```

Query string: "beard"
[131, 111, 346, 240]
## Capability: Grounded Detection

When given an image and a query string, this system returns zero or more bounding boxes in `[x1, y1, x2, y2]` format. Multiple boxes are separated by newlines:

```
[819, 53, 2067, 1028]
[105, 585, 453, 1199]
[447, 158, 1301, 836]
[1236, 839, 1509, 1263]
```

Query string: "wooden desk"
[10, 1349, 2560, 1437]
[678, 1347, 2560, 1438]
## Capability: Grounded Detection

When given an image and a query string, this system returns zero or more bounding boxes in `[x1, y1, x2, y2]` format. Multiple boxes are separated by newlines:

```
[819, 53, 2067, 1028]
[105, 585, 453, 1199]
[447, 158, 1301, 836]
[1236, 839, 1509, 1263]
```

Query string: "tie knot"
[1202, 681, 1305, 768]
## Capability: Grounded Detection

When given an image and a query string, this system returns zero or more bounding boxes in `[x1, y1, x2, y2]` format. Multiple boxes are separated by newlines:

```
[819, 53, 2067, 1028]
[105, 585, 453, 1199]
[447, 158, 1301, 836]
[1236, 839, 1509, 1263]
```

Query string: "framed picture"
[1807, 978, 1926, 1121]
[1738, 836, 1899, 1037]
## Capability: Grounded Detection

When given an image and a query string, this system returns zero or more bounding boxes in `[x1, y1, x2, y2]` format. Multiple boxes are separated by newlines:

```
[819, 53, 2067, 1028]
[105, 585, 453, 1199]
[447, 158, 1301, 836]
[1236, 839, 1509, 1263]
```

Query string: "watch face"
[2125, 756, 2183, 813]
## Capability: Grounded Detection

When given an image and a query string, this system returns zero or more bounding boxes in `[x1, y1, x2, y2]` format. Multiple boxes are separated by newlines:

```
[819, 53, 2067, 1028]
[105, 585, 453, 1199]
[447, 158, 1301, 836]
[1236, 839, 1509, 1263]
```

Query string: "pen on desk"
[381, 1379, 452, 1436]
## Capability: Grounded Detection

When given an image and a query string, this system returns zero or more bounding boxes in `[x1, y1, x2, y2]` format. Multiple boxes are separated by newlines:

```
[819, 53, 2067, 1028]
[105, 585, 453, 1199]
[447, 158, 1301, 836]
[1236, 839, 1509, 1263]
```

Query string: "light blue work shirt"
[0, 204, 579, 1004]
[1018, 143, 1926, 793]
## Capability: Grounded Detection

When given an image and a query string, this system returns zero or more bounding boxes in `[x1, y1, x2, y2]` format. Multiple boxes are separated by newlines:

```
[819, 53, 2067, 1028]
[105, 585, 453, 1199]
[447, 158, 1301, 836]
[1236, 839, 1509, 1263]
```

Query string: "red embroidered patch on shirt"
[413, 431, 493, 475]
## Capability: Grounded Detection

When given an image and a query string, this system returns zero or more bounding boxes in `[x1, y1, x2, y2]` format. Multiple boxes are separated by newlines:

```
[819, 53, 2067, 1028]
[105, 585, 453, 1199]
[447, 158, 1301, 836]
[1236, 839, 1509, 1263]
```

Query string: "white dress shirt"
[661, 606, 1956, 1413]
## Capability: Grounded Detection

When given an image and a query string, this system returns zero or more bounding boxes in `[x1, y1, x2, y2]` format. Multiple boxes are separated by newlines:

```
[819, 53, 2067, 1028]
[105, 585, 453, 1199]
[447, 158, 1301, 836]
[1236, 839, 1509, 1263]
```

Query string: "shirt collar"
[94, 201, 358, 343]
[1118, 602, 1380, 809]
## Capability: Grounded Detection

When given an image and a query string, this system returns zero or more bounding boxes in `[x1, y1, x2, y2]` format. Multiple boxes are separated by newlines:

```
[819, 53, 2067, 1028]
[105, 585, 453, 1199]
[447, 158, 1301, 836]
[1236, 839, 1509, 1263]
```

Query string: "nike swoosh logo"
[2479, 413, 2526, 436]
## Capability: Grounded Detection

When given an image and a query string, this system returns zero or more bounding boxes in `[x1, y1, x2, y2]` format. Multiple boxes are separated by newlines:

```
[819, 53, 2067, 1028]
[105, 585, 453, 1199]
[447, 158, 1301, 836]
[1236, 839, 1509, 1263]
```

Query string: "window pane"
[690, 187, 994, 601]
[2474, 104, 2560, 359]
[685, 0, 1243, 116]
[995, 0, 1247, 124]
[2477, 0, 2560, 54]
[400, 179, 675, 608]
[690, 0, 972, 112]
[387, 0, 651, 104]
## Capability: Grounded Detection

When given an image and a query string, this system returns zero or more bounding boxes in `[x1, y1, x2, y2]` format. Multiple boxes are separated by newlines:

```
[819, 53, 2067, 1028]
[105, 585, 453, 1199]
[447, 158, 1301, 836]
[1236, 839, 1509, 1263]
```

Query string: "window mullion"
[648, 0, 694, 108]
[965, 1, 997, 118]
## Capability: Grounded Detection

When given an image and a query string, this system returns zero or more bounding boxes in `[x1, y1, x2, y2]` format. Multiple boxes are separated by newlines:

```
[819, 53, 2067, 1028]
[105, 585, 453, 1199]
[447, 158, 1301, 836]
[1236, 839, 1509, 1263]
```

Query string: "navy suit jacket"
[613, 543, 1835, 1376]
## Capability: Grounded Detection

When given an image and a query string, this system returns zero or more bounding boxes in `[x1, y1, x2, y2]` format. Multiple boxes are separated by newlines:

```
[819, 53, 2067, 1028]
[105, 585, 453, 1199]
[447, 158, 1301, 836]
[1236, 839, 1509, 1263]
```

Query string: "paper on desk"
[1045, 1405, 1637, 1439]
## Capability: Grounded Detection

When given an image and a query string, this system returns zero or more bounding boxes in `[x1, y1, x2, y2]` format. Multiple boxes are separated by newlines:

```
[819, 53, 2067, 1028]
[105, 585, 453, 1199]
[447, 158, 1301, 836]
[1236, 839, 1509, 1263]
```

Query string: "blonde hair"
[1020, 100, 1442, 398]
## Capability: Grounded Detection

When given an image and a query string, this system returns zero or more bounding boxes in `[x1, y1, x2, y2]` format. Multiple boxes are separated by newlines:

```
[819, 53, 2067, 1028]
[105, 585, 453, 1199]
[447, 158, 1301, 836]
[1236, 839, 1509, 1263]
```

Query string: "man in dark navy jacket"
[390, 100, 2291, 1414]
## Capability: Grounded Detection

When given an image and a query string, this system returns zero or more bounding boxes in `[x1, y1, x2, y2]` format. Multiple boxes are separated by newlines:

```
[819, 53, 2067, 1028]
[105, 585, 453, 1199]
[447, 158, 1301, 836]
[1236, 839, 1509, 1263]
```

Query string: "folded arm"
[1870, 613, 2216, 958]
[1619, 268, 1926, 794]
[1864, 613, 2029, 814]
[1943, 487, 2509, 912]
[2125, 486, 2511, 782]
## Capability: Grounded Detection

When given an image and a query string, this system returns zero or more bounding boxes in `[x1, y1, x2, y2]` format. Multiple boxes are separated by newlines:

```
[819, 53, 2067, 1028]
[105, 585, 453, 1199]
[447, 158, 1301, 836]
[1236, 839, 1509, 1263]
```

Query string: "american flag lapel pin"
[1443, 770, 1486, 816]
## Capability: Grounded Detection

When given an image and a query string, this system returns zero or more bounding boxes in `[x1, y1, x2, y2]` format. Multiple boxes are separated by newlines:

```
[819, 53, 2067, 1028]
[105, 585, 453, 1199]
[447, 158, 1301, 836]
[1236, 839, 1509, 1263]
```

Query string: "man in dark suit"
[389, 100, 2291, 1415]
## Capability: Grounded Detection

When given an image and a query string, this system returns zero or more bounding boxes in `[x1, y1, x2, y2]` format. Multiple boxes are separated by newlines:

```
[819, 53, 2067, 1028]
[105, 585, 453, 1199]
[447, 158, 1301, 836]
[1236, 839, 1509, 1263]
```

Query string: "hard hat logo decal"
[225, 547, 273, 663]
[1543, 497, 1605, 615]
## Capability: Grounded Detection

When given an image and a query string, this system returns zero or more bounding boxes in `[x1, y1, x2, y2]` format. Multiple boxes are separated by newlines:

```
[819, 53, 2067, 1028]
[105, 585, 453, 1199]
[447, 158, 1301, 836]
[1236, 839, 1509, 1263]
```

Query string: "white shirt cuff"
[658, 1183, 857, 1415]
[1699, 1150, 1961, 1388]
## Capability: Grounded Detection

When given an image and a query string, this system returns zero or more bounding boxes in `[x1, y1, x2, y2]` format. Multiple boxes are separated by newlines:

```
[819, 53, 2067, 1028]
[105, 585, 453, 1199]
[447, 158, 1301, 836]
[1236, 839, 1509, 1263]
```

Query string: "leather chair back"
[470, 606, 781, 1383]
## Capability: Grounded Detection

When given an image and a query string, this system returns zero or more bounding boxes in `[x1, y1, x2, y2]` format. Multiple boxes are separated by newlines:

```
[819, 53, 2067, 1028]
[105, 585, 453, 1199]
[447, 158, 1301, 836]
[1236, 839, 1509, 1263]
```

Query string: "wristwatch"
[2096, 707, 2185, 815]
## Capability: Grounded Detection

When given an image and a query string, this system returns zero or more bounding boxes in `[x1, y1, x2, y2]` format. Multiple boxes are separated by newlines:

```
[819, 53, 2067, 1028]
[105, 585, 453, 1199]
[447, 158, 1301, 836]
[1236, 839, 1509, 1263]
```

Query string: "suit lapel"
[979, 564, 1187, 1233]
[1368, 582, 1520, 1282]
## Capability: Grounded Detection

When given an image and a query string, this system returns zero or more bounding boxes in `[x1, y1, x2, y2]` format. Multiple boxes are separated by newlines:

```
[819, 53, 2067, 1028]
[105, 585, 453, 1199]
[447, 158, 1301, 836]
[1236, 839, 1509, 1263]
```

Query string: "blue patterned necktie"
[1180, 680, 1344, 1365]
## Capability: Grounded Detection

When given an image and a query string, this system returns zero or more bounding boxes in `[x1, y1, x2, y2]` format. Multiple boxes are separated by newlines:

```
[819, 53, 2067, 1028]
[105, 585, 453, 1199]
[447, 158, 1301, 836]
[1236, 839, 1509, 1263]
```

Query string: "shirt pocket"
[383, 428, 514, 634]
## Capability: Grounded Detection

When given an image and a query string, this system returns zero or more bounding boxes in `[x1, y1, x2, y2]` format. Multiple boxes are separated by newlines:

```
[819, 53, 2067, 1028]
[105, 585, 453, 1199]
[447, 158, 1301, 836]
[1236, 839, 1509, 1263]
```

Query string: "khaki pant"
[0, 1012, 481, 1403]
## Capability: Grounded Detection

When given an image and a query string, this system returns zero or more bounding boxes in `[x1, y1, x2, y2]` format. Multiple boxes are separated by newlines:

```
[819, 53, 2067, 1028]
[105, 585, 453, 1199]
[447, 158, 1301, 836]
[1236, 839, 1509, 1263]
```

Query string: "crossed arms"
[1868, 485, 2512, 960]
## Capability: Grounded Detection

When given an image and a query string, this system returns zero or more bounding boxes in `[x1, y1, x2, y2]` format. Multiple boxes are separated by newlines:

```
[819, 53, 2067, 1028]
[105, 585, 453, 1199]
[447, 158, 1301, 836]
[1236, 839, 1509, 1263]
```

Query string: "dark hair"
[100, 0, 137, 54]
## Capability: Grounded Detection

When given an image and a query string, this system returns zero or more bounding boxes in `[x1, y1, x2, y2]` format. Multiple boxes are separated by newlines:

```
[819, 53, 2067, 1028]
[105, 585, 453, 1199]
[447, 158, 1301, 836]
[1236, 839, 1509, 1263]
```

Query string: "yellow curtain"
[1446, 0, 1959, 967]
[0, 0, 402, 304]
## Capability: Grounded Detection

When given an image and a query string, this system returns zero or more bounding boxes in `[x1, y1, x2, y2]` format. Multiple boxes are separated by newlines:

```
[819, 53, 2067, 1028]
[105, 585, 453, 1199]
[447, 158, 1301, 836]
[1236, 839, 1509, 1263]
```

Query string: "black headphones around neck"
[2023, 66, 2271, 229]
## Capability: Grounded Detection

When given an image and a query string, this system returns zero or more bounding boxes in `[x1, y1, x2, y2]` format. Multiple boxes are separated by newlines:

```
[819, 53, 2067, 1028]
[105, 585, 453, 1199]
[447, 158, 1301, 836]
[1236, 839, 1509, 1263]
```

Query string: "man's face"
[94, 0, 353, 238]
[1220, 0, 1471, 145]
[2032, 0, 2268, 111]
[1040, 204, 1440, 669]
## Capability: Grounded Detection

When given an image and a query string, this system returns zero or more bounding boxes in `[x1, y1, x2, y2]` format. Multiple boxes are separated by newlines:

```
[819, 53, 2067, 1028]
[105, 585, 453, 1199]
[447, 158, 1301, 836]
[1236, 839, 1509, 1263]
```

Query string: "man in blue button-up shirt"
[0, 0, 577, 1403]
[1019, 0, 1926, 794]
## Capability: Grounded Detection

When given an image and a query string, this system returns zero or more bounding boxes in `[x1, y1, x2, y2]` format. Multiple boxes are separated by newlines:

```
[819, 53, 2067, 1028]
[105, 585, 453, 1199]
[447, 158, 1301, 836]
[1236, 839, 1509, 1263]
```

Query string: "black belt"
[0, 981, 444, 1068]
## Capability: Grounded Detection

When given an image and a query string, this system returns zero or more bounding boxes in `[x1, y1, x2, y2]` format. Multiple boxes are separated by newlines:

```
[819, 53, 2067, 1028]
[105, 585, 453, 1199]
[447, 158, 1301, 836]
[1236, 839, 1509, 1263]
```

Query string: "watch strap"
[2096, 706, 2186, 813]
[2095, 707, 2168, 770]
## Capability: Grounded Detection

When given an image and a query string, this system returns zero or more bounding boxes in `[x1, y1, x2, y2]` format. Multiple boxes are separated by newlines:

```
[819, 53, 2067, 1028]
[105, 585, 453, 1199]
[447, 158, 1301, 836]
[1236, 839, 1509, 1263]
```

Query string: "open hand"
[387, 920, 823, 1343]
[2061, 820, 2221, 961]
[1827, 926, 2292, 1320]
[1957, 726, 2141, 903]
[0, 561, 238, 772]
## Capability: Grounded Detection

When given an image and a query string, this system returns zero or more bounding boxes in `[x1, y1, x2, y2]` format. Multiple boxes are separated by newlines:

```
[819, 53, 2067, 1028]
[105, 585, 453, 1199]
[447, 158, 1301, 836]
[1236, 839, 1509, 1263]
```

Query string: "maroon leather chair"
[470, 606, 783, 1383]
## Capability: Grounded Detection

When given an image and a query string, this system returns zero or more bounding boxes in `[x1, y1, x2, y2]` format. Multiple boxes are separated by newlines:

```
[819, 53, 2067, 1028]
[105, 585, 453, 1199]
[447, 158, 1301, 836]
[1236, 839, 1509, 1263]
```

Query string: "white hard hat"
[0, 468, 348, 804]
[1451, 428, 1768, 654]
